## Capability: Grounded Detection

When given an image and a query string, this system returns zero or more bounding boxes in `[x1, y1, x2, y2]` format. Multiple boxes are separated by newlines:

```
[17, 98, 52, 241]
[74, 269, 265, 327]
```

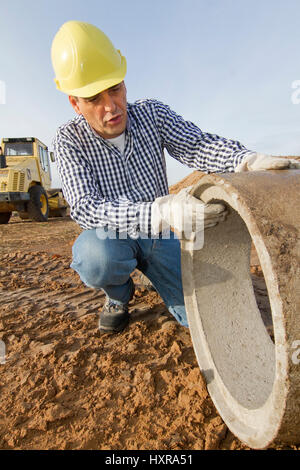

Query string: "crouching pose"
[51, 21, 299, 332]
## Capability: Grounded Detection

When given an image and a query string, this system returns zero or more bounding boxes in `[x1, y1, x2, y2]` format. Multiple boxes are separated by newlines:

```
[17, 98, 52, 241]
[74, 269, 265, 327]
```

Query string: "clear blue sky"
[1, 0, 300, 187]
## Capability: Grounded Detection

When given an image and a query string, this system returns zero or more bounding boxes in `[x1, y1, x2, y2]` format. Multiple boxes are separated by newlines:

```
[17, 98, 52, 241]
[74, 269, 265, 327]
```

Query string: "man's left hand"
[235, 153, 300, 172]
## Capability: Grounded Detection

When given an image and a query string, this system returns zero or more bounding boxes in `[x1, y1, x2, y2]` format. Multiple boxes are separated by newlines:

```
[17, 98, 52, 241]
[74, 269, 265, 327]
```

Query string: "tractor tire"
[27, 185, 49, 222]
[0, 212, 12, 224]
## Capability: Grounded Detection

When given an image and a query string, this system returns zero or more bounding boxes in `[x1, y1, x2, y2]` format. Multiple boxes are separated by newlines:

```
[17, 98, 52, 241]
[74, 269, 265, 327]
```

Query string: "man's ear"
[69, 96, 82, 115]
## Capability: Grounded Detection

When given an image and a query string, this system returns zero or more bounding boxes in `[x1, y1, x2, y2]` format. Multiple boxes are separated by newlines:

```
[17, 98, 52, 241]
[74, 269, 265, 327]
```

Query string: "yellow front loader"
[0, 137, 68, 224]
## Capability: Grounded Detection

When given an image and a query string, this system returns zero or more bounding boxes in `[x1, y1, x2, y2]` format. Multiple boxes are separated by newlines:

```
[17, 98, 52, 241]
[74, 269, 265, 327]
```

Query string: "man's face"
[69, 82, 127, 139]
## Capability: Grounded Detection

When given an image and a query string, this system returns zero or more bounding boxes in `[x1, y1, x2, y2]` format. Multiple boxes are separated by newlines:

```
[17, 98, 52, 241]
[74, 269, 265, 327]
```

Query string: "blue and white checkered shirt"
[53, 98, 252, 236]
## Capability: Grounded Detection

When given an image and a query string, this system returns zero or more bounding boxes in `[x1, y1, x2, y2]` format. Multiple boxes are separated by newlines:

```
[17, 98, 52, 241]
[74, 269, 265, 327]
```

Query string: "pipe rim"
[182, 177, 289, 449]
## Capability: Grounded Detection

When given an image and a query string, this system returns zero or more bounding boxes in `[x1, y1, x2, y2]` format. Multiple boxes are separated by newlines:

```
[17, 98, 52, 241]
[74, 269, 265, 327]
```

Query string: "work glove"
[151, 187, 227, 245]
[235, 152, 300, 172]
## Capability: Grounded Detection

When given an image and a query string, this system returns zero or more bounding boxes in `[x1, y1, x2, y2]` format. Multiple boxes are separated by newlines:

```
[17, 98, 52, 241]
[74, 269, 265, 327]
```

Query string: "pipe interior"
[190, 204, 276, 409]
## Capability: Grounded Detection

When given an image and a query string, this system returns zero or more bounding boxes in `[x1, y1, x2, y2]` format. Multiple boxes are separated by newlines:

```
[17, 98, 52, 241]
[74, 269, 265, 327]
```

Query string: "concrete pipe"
[181, 170, 300, 449]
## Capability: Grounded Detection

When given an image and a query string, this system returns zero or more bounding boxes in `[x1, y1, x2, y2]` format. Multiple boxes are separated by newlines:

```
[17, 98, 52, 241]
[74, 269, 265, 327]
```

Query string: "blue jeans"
[70, 228, 188, 327]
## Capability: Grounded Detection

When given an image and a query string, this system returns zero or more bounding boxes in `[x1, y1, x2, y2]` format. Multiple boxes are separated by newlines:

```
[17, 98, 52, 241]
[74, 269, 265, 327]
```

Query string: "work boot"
[99, 281, 135, 333]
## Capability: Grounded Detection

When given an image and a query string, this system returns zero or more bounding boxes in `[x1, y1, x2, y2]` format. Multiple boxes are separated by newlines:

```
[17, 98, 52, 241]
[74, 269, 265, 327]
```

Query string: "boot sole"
[98, 315, 130, 333]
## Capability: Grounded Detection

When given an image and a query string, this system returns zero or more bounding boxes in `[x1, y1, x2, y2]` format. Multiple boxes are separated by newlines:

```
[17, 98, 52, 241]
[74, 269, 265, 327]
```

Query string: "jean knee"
[71, 230, 112, 288]
[71, 229, 136, 288]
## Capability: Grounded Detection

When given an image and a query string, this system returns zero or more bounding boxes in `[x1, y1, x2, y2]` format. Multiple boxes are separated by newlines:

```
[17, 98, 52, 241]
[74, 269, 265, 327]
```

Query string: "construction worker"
[51, 21, 300, 333]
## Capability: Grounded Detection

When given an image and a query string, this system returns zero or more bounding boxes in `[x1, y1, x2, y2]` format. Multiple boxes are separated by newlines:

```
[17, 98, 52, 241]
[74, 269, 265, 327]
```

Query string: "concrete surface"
[181, 170, 300, 449]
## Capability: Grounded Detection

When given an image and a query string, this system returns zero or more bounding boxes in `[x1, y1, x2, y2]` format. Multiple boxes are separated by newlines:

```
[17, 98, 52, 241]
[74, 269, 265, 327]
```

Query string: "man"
[51, 21, 299, 333]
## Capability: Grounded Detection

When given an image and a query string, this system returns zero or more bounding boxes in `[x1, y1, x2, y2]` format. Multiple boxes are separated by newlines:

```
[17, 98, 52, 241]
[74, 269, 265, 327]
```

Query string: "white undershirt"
[107, 132, 125, 155]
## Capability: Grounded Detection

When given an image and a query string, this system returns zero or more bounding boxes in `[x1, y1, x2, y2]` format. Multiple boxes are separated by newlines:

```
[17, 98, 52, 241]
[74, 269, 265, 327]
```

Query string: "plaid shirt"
[53, 98, 253, 237]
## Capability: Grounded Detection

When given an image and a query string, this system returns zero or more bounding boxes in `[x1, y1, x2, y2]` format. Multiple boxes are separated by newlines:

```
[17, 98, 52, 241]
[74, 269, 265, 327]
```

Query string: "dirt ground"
[0, 171, 299, 451]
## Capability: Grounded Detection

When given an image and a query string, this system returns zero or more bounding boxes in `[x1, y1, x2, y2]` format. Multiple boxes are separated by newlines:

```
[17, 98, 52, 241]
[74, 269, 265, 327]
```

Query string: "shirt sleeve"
[152, 100, 254, 173]
[53, 128, 152, 236]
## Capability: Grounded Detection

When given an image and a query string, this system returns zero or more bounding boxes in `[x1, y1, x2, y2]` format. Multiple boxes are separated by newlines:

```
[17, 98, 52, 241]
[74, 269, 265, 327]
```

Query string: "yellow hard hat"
[51, 21, 127, 98]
